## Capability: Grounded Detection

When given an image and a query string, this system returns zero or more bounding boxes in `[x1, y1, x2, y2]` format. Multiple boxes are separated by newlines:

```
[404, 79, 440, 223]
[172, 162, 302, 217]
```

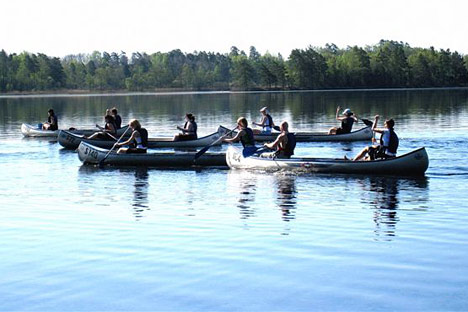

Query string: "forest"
[1, 40, 467, 93]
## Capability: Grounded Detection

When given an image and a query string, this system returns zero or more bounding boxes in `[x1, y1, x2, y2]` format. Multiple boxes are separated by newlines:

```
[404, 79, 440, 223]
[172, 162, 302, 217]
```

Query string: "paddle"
[93, 123, 121, 141]
[98, 126, 131, 167]
[361, 118, 373, 127]
[273, 125, 281, 131]
[193, 126, 237, 161]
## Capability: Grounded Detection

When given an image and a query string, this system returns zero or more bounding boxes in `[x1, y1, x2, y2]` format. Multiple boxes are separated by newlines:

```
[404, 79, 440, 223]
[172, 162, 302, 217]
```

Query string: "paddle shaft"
[99, 126, 131, 166]
[194, 126, 237, 161]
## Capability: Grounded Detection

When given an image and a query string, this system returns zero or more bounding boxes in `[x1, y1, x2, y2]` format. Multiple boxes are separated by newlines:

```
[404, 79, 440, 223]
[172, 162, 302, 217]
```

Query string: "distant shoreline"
[1, 87, 468, 98]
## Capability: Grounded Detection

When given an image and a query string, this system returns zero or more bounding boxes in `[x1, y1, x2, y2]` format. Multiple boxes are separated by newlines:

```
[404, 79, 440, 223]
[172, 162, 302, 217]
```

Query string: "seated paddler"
[223, 117, 258, 157]
[328, 106, 358, 135]
[348, 115, 399, 161]
[174, 113, 198, 141]
[252, 106, 275, 134]
[261, 121, 296, 159]
[116, 119, 148, 154]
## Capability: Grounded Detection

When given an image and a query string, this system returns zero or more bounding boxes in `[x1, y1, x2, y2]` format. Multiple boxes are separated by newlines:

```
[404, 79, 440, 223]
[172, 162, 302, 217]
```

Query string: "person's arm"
[224, 129, 243, 143]
[335, 106, 341, 121]
[372, 115, 384, 133]
[108, 123, 117, 134]
[264, 133, 284, 149]
[117, 132, 136, 146]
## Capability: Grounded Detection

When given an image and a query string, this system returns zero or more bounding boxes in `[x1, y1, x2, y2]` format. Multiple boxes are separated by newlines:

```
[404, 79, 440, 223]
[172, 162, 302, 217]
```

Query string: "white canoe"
[78, 141, 227, 167]
[220, 125, 373, 142]
[226, 146, 429, 176]
[59, 126, 230, 149]
[21, 123, 129, 138]
[21, 123, 59, 137]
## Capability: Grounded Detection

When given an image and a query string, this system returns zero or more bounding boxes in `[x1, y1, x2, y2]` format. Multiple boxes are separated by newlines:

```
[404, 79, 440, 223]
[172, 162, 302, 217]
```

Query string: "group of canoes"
[22, 106, 429, 175]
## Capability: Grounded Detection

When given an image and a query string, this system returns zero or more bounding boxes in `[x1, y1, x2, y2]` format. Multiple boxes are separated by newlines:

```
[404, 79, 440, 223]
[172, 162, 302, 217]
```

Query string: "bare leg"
[353, 146, 370, 161]
[86, 132, 101, 140]
[328, 127, 337, 135]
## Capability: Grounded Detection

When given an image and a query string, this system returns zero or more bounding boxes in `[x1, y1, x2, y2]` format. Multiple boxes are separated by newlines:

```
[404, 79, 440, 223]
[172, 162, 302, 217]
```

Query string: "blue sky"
[2, 0, 467, 57]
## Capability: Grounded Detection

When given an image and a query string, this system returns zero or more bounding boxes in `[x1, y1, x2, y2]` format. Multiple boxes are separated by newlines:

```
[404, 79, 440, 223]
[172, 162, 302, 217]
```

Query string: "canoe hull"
[22, 123, 129, 138]
[21, 123, 59, 137]
[220, 126, 373, 142]
[226, 146, 429, 176]
[59, 126, 229, 149]
[78, 142, 227, 167]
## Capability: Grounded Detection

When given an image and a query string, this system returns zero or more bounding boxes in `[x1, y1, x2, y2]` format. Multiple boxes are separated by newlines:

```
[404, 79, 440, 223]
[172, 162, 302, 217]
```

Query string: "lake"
[1, 89, 467, 311]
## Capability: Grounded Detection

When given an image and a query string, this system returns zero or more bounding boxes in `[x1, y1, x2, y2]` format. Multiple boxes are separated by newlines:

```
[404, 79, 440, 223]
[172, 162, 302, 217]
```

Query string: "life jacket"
[132, 128, 148, 148]
[278, 133, 296, 157]
[105, 122, 117, 134]
[48, 114, 58, 131]
[264, 114, 273, 129]
[340, 116, 355, 133]
[379, 129, 399, 155]
[183, 121, 198, 136]
[240, 127, 255, 148]
[191, 121, 198, 137]
[114, 115, 122, 129]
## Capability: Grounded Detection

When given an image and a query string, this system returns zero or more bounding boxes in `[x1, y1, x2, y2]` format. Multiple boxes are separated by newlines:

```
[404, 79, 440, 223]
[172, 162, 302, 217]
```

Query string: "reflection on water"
[275, 174, 297, 222]
[132, 168, 149, 219]
[360, 176, 429, 240]
[226, 171, 258, 220]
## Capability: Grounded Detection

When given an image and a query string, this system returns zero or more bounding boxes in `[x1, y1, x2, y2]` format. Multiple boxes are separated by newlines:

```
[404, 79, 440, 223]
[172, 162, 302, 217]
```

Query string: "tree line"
[1, 40, 467, 93]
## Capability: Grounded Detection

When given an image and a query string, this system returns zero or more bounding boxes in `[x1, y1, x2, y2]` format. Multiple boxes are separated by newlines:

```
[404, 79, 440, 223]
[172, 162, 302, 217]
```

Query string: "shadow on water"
[357, 175, 429, 240]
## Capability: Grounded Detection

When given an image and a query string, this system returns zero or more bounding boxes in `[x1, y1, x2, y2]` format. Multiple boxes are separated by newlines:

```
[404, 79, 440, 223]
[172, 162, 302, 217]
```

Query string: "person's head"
[280, 121, 289, 132]
[111, 107, 118, 115]
[342, 108, 353, 116]
[105, 115, 115, 123]
[384, 119, 395, 129]
[186, 113, 195, 121]
[237, 117, 248, 129]
[48, 108, 54, 115]
[260, 107, 268, 115]
[129, 119, 141, 130]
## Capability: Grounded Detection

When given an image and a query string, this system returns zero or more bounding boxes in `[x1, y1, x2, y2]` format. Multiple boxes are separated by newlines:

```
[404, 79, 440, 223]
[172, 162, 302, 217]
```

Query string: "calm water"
[1, 90, 467, 311]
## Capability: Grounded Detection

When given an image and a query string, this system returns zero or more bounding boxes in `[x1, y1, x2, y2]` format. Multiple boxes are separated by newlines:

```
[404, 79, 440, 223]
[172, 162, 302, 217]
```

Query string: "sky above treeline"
[2, 0, 467, 57]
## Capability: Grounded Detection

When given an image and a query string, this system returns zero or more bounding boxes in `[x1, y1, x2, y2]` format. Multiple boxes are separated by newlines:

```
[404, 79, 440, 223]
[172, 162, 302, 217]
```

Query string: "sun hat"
[342, 108, 353, 115]
[260, 107, 268, 113]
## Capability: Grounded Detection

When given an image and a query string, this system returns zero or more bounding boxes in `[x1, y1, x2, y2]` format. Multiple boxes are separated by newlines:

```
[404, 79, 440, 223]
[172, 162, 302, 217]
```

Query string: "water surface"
[0, 90, 467, 311]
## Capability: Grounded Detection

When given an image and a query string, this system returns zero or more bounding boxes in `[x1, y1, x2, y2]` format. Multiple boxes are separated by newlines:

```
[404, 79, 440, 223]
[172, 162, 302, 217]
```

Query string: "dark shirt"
[340, 116, 355, 133]
[114, 115, 122, 129]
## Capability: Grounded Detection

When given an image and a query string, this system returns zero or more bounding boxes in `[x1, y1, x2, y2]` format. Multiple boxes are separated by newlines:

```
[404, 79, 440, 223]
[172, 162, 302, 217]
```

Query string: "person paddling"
[261, 121, 296, 159]
[116, 119, 148, 154]
[223, 117, 257, 156]
[348, 115, 399, 161]
[42, 108, 58, 131]
[174, 113, 198, 141]
[253, 107, 275, 134]
[328, 106, 358, 135]
[86, 115, 117, 140]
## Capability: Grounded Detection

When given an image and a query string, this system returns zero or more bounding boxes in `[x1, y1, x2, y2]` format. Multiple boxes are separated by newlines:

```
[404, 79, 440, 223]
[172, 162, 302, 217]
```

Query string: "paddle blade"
[273, 125, 281, 131]
[361, 118, 373, 127]
[194, 146, 210, 161]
